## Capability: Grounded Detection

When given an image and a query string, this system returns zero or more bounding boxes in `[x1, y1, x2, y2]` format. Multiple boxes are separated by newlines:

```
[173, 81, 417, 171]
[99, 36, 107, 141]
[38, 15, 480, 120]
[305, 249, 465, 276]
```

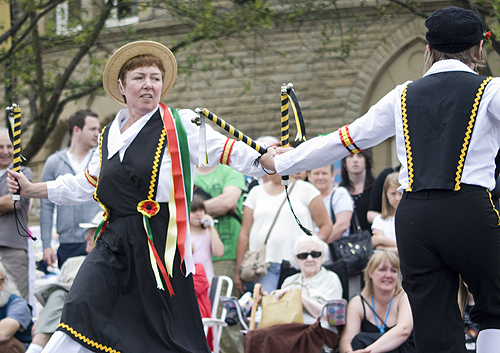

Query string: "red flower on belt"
[137, 200, 160, 217]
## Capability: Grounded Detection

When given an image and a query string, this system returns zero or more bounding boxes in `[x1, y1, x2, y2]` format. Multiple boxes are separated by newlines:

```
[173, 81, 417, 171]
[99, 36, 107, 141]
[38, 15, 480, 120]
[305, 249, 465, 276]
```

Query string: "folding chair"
[202, 275, 233, 353]
[219, 283, 261, 336]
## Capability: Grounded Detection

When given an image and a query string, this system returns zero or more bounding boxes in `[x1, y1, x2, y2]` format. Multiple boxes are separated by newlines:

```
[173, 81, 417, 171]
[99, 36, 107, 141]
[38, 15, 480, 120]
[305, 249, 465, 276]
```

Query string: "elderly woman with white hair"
[275, 235, 343, 329]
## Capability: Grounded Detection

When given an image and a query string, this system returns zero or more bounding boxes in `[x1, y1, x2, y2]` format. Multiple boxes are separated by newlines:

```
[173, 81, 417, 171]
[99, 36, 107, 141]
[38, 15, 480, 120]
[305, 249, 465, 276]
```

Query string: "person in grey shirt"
[0, 128, 32, 301]
[40, 110, 101, 268]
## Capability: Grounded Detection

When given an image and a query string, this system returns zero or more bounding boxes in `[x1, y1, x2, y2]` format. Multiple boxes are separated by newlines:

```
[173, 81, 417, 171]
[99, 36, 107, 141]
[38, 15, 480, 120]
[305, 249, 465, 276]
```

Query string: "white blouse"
[275, 60, 500, 192]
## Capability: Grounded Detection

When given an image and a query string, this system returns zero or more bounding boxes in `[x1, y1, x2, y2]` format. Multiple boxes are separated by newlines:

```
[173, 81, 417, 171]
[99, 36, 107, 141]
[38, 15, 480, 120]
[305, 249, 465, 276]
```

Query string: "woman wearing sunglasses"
[276, 235, 343, 330]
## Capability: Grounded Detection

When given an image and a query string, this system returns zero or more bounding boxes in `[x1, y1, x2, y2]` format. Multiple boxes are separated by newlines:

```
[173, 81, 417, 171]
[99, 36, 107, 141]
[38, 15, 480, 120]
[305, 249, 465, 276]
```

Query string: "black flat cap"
[425, 6, 483, 54]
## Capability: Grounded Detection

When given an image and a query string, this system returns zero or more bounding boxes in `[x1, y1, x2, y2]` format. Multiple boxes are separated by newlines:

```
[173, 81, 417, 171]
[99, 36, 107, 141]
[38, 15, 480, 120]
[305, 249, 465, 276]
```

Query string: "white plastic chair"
[202, 275, 233, 353]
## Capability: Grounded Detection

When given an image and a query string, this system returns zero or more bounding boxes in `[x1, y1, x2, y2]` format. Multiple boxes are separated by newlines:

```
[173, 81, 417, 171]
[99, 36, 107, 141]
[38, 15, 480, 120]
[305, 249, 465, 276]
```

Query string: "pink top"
[191, 229, 214, 277]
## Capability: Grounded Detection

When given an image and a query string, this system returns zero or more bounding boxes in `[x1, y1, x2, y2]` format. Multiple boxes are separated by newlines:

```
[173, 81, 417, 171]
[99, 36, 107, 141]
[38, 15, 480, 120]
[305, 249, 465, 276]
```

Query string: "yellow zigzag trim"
[401, 85, 413, 192]
[94, 126, 109, 220]
[487, 189, 500, 226]
[455, 76, 493, 191]
[148, 127, 167, 201]
[58, 323, 121, 353]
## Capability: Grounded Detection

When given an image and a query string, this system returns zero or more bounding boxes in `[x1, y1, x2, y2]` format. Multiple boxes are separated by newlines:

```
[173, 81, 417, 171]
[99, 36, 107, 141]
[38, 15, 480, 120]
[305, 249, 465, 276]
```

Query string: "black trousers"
[396, 184, 500, 353]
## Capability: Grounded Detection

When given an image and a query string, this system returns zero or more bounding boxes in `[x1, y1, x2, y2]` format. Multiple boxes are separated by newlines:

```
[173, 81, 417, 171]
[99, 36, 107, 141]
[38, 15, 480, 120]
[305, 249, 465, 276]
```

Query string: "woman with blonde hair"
[339, 251, 415, 353]
[371, 172, 401, 254]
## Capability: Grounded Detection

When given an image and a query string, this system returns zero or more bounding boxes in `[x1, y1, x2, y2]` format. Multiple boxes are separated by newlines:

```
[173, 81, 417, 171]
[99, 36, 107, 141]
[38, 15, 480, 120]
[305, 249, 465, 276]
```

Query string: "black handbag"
[328, 192, 373, 276]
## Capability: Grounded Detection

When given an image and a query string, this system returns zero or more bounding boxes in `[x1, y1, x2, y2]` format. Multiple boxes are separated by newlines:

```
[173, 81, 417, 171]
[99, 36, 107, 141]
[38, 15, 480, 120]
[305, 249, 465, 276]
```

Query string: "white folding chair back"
[202, 276, 233, 353]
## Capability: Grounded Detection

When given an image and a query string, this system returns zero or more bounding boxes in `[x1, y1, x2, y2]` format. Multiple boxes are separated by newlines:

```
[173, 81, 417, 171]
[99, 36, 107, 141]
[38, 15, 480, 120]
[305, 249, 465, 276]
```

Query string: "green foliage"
[1, 0, 500, 161]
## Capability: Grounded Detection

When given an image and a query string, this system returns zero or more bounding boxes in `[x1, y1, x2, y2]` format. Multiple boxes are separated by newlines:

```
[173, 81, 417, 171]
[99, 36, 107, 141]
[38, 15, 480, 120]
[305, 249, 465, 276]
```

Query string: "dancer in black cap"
[260, 6, 500, 353]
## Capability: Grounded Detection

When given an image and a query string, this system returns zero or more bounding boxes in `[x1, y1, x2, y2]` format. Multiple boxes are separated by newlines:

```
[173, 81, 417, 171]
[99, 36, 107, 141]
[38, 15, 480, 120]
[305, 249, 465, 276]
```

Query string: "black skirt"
[57, 212, 210, 353]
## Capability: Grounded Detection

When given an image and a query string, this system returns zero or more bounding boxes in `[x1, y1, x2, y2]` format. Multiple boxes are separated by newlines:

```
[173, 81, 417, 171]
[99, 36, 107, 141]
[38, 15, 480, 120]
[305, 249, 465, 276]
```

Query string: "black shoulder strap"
[360, 295, 389, 329]
[329, 189, 336, 224]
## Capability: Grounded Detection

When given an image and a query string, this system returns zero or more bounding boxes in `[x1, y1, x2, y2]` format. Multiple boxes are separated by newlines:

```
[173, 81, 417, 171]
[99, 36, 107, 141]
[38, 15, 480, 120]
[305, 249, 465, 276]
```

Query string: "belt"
[403, 184, 484, 200]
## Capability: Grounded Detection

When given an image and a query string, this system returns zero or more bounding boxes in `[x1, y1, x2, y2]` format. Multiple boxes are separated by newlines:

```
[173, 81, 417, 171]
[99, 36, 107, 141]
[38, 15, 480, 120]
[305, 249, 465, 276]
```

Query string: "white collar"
[424, 59, 477, 77]
[107, 105, 162, 160]
[0, 168, 7, 178]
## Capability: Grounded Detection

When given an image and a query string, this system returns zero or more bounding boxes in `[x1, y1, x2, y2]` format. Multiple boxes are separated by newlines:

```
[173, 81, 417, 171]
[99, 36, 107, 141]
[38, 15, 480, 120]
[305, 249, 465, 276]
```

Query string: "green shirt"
[194, 165, 246, 261]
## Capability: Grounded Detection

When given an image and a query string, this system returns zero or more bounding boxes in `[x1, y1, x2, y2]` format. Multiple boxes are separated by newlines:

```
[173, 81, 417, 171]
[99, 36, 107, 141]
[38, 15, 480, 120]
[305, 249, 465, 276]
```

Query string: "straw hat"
[103, 41, 177, 106]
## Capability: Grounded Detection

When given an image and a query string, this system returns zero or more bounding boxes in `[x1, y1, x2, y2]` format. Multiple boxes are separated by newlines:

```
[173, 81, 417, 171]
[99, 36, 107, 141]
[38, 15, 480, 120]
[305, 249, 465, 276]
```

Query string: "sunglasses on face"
[296, 251, 322, 260]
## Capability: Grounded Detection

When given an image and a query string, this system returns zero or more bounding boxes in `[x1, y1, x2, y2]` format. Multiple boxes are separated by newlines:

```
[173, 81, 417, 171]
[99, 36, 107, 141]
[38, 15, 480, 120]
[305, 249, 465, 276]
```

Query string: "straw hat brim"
[103, 41, 177, 106]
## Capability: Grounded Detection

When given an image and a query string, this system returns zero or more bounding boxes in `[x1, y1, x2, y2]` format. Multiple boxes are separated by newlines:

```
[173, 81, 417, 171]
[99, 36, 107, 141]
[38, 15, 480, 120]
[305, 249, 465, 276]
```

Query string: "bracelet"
[261, 166, 276, 175]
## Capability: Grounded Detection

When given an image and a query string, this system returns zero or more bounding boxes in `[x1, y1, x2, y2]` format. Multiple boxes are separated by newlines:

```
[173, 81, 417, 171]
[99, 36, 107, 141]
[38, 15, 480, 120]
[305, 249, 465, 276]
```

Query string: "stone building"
[8, 0, 500, 221]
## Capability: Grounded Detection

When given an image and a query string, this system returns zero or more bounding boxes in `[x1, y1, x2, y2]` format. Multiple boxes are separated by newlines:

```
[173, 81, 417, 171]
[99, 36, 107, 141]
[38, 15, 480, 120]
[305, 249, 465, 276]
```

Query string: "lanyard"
[371, 295, 394, 334]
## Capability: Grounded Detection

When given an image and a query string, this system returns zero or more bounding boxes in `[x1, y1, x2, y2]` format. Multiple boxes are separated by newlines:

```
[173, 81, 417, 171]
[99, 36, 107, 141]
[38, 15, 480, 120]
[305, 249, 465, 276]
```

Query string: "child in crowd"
[190, 196, 224, 279]
[371, 172, 401, 254]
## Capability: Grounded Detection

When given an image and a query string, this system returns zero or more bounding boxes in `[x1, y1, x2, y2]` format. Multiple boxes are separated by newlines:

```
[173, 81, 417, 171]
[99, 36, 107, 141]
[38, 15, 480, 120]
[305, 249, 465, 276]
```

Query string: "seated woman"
[275, 235, 343, 330]
[339, 250, 415, 353]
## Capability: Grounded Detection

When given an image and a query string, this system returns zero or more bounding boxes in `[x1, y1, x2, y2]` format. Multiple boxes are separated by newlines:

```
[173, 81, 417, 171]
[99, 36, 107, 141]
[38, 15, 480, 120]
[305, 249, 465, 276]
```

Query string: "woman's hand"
[6, 170, 25, 195]
[273, 288, 290, 300]
[275, 146, 294, 154]
[234, 276, 247, 295]
[200, 214, 214, 228]
[258, 147, 276, 172]
[7, 169, 48, 199]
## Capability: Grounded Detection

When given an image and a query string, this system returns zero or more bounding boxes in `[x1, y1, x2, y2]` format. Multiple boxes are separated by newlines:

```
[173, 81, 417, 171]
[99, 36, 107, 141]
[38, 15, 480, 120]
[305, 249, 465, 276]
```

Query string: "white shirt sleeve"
[275, 83, 408, 176]
[47, 142, 101, 205]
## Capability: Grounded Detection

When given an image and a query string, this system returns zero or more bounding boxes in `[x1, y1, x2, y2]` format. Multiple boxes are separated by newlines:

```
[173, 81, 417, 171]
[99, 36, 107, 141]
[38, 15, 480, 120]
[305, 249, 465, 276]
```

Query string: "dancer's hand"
[259, 147, 276, 172]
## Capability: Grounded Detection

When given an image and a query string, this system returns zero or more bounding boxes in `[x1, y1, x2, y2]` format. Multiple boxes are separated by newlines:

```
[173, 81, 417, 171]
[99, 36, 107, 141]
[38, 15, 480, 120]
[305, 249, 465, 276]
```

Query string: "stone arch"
[344, 17, 427, 173]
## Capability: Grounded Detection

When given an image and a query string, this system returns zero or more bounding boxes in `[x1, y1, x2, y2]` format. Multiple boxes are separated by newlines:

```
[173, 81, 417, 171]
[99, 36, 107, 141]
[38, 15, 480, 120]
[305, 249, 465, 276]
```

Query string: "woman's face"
[386, 184, 402, 210]
[308, 166, 334, 193]
[369, 259, 398, 292]
[345, 154, 366, 175]
[295, 241, 323, 278]
[119, 65, 163, 117]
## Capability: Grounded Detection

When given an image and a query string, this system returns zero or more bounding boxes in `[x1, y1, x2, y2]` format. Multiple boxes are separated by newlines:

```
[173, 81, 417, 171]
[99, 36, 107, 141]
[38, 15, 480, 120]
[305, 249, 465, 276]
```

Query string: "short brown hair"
[68, 110, 98, 136]
[118, 54, 166, 85]
[191, 196, 206, 213]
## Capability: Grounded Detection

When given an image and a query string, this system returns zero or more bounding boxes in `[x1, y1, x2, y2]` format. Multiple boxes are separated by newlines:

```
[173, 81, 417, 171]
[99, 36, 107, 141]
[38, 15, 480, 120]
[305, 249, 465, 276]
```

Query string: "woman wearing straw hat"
[7, 41, 269, 353]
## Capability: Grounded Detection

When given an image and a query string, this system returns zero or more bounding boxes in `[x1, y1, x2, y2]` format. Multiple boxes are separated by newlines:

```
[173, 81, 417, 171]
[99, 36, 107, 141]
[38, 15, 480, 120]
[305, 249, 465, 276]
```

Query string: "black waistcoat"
[95, 110, 167, 216]
[402, 71, 492, 191]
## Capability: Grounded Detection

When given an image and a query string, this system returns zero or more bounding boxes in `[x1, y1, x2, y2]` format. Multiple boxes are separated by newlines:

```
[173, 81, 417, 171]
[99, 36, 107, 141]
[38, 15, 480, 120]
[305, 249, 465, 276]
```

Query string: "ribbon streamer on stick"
[280, 83, 307, 186]
[279, 83, 312, 236]
[193, 108, 266, 166]
[281, 84, 291, 186]
[6, 104, 22, 201]
[5, 104, 36, 240]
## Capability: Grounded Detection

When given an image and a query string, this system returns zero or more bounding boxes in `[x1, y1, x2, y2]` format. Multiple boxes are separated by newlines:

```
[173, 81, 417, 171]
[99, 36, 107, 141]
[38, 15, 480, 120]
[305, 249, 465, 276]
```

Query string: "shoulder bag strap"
[329, 188, 336, 224]
[360, 295, 390, 330]
[350, 204, 362, 234]
[263, 182, 296, 245]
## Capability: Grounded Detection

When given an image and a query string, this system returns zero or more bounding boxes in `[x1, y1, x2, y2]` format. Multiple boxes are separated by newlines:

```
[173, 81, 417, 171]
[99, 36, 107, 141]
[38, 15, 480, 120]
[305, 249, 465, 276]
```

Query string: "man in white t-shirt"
[308, 165, 353, 243]
[40, 110, 102, 268]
